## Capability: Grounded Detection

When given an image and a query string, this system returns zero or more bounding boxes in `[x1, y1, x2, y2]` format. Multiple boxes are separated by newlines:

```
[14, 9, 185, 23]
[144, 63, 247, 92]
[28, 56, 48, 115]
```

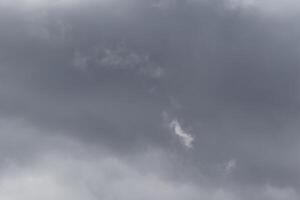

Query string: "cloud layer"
[0, 0, 300, 199]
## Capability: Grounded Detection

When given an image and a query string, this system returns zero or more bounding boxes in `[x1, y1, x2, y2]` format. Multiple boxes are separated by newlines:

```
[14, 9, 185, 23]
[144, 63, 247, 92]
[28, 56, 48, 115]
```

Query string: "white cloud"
[169, 119, 194, 148]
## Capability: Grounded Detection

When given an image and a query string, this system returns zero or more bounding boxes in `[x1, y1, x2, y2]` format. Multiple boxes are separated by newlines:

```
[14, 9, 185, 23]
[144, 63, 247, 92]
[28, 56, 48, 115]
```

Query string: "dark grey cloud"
[0, 0, 300, 199]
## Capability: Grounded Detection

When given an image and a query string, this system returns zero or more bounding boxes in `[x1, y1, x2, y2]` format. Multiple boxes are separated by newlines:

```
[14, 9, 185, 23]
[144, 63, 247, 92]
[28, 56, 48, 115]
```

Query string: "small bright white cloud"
[169, 119, 194, 148]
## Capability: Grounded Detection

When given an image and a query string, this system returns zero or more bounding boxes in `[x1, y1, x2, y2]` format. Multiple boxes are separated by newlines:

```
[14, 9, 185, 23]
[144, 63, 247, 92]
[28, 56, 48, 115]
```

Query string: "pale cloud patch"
[169, 119, 194, 148]
[0, 0, 80, 10]
[263, 185, 298, 200]
[0, 150, 239, 200]
[224, 159, 237, 175]
[152, 0, 175, 11]
[72, 45, 164, 79]
[224, 0, 300, 17]
[98, 47, 142, 70]
[139, 64, 164, 79]
[99, 46, 164, 78]
[225, 0, 256, 10]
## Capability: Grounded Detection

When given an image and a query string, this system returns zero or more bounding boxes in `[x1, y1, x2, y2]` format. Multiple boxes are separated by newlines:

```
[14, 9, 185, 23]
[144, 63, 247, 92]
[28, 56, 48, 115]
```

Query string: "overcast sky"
[0, 0, 300, 199]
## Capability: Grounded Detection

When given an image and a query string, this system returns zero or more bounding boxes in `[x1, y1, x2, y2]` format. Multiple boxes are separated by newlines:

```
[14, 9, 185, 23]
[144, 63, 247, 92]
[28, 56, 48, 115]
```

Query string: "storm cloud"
[0, 0, 300, 199]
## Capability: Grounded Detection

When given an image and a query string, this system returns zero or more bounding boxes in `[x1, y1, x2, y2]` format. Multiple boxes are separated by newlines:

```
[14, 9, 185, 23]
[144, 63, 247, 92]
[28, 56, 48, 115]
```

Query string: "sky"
[0, 0, 300, 199]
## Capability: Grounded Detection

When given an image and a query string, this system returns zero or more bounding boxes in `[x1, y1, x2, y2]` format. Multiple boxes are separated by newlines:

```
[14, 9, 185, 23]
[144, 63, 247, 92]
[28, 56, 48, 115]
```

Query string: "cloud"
[0, 134, 295, 200]
[0, 138, 238, 200]
[169, 119, 194, 148]
[224, 0, 300, 17]
[72, 45, 164, 79]
[263, 185, 298, 200]
[0, 0, 300, 198]
[0, 0, 80, 10]
[224, 0, 256, 10]
[224, 159, 237, 175]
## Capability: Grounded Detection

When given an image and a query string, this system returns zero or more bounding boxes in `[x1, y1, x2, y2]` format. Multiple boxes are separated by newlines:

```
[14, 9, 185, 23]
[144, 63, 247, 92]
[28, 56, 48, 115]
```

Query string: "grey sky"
[0, 0, 300, 199]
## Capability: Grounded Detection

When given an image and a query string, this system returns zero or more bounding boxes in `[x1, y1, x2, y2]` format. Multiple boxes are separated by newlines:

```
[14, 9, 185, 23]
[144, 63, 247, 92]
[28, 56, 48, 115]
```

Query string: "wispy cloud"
[169, 119, 194, 148]
[72, 46, 164, 79]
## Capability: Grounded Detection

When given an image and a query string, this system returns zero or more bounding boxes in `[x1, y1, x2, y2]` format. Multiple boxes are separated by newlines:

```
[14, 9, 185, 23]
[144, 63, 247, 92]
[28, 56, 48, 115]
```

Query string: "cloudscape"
[0, 0, 300, 199]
